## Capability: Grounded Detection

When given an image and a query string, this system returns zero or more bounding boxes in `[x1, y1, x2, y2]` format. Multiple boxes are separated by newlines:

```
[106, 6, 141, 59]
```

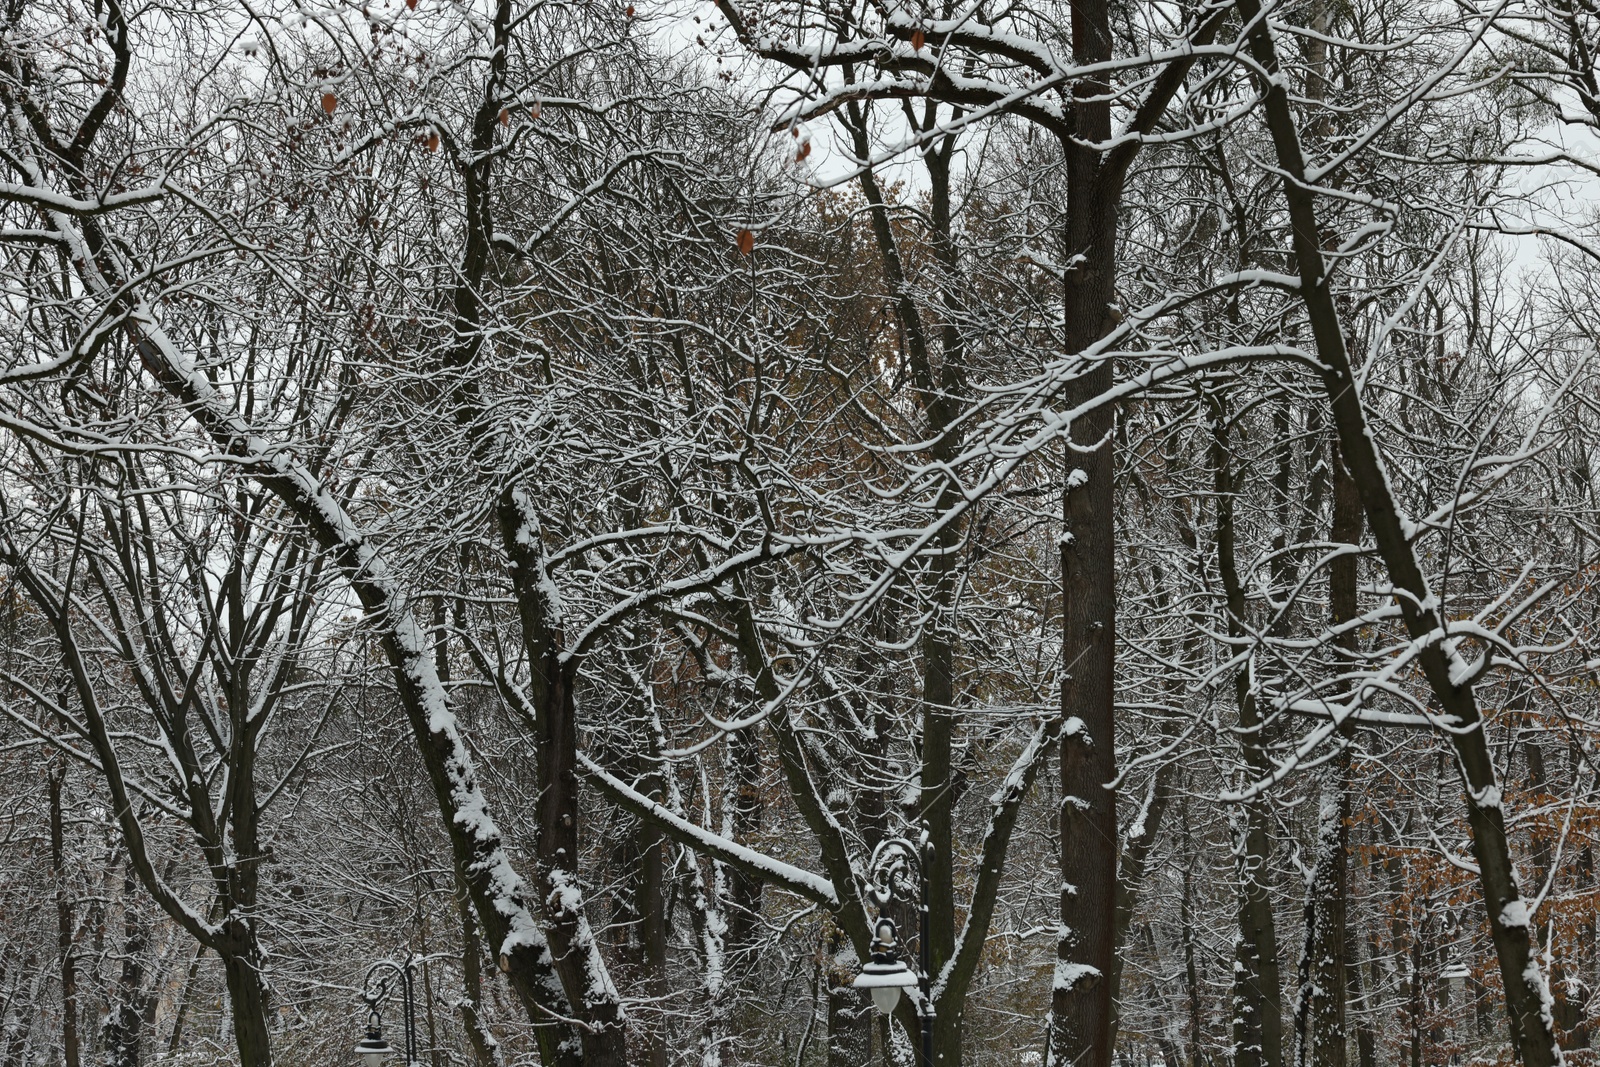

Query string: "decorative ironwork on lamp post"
[852, 830, 935, 1067]
[354, 955, 421, 1067]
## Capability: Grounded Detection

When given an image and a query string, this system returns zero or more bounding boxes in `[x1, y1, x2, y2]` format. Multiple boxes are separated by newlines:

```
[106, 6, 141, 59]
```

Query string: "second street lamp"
[354, 1014, 396, 1067]
[354, 955, 421, 1067]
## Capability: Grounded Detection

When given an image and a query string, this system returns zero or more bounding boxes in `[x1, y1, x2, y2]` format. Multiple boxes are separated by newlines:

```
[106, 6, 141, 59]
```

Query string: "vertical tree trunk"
[1, 950, 38, 1067]
[1304, 444, 1362, 1067]
[536, 663, 627, 1067]
[844, 98, 969, 1063]
[919, 138, 967, 1067]
[420, 956, 443, 1067]
[641, 779, 670, 1067]
[1183, 859, 1204, 1067]
[1525, 737, 1584, 1050]
[1049, 0, 1121, 1058]
[104, 864, 148, 1067]
[219, 948, 272, 1067]
[828, 929, 871, 1067]
[1343, 930, 1375, 1067]
[1573, 843, 1595, 1050]
[454, 868, 500, 1067]
[165, 944, 206, 1055]
[49, 770, 79, 1067]
[1407, 916, 1427, 1067]
[1208, 388, 1284, 1067]
[722, 728, 764, 963]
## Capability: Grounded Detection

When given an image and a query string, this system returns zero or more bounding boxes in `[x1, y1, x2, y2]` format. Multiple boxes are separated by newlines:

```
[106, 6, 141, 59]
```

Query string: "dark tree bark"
[454, 869, 500, 1067]
[1182, 850, 1204, 1067]
[1525, 737, 1587, 1050]
[828, 927, 872, 1067]
[1208, 386, 1284, 1067]
[1049, 3, 1228, 1059]
[1344, 930, 1376, 1067]
[640, 772, 670, 1067]
[103, 864, 149, 1067]
[1302, 445, 1363, 1067]
[1049, 0, 1122, 1033]
[1, 950, 37, 1067]
[49, 769, 79, 1067]
[722, 727, 764, 961]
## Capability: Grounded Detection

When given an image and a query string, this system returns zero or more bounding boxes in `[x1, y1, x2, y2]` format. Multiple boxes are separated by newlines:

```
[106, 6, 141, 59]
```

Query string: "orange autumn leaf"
[498, 107, 510, 125]
[426, 131, 440, 152]
[736, 229, 754, 254]
[321, 92, 337, 114]
[911, 29, 925, 50]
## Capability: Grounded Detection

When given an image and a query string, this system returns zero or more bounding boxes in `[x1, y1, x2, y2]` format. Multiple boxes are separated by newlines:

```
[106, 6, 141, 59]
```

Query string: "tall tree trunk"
[104, 864, 148, 1067]
[534, 660, 626, 1067]
[1048, 0, 1122, 1057]
[1525, 737, 1584, 1050]
[1110, 595, 1193, 1044]
[722, 727, 764, 963]
[50, 769, 79, 1067]
[1344, 930, 1376, 1067]
[454, 868, 500, 1067]
[919, 137, 967, 1067]
[165, 944, 206, 1054]
[1303, 444, 1363, 1067]
[688, 844, 731, 1067]
[1183, 857, 1204, 1067]
[828, 927, 872, 1067]
[1208, 387, 1284, 1067]
[1574, 842, 1595, 1050]
[1, 950, 38, 1067]
[845, 94, 969, 1063]
[641, 776, 670, 1067]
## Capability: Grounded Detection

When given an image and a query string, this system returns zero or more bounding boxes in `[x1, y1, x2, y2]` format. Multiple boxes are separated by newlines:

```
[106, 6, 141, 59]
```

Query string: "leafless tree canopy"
[4, 1, 1600, 1066]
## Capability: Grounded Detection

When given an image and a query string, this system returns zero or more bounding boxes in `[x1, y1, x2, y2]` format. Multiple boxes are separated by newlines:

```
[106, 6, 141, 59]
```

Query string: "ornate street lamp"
[853, 833, 935, 1067]
[354, 956, 420, 1067]
[854, 918, 919, 1014]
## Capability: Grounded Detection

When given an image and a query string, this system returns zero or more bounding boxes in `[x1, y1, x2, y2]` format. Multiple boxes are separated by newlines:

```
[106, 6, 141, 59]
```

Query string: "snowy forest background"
[4, 0, 1600, 1065]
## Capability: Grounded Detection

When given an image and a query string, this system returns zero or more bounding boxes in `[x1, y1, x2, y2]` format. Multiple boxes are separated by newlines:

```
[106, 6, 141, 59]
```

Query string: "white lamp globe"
[853, 918, 919, 1015]
[854, 957, 918, 1014]
[355, 1027, 395, 1067]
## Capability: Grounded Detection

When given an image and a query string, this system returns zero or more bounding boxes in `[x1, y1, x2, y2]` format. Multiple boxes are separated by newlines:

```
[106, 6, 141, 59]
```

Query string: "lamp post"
[852, 834, 935, 1067]
[355, 956, 420, 1067]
